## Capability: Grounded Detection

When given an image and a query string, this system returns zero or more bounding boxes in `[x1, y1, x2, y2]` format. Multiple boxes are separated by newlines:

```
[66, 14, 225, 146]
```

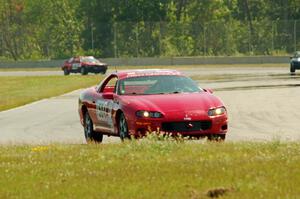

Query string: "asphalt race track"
[1, 66, 300, 144]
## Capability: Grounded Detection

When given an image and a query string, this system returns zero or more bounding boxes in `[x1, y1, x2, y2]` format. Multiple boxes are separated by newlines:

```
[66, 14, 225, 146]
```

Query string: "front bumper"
[291, 61, 300, 69]
[128, 116, 228, 137]
[64, 65, 108, 73]
[85, 65, 108, 73]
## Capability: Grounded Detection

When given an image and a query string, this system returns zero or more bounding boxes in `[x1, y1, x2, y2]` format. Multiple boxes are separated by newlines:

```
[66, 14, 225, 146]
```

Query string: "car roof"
[79, 56, 95, 58]
[113, 69, 182, 80]
[71, 56, 95, 58]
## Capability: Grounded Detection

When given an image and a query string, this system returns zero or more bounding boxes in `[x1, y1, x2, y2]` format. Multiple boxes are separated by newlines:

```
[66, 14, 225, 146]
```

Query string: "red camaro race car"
[78, 69, 228, 142]
[62, 56, 108, 75]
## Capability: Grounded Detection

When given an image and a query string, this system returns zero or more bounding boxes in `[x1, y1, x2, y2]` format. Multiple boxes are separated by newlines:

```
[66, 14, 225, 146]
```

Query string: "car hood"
[121, 92, 225, 119]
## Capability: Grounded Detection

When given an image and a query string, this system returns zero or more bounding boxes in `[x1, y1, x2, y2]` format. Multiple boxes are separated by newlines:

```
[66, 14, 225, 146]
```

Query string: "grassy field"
[109, 63, 287, 69]
[0, 67, 60, 71]
[0, 65, 288, 111]
[0, 139, 299, 198]
[0, 72, 220, 111]
[0, 64, 287, 111]
[0, 63, 287, 71]
[0, 75, 103, 111]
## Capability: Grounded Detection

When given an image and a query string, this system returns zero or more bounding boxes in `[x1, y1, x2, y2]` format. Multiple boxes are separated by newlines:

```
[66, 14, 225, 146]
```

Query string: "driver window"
[103, 77, 118, 93]
[74, 57, 80, 63]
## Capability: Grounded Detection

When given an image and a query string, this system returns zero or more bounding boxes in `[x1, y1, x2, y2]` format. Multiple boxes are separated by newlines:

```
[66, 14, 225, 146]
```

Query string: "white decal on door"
[96, 100, 113, 127]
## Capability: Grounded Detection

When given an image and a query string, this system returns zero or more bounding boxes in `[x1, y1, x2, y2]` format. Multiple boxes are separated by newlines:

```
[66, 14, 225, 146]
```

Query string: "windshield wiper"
[145, 92, 167, 95]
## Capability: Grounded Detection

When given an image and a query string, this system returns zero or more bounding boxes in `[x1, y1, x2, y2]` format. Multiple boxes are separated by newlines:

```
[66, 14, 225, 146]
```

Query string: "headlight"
[208, 107, 226, 116]
[136, 111, 163, 118]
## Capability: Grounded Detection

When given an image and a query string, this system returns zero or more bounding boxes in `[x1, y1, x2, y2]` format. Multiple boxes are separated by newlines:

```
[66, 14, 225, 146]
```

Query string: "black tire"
[290, 63, 295, 73]
[63, 68, 70, 76]
[207, 134, 226, 141]
[84, 112, 103, 143]
[96, 67, 107, 74]
[119, 113, 130, 141]
[81, 67, 88, 75]
[102, 67, 107, 74]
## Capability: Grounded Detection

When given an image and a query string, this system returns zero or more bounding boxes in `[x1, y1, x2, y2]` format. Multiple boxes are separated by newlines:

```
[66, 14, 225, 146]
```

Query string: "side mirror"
[203, 88, 213, 94]
[103, 92, 114, 100]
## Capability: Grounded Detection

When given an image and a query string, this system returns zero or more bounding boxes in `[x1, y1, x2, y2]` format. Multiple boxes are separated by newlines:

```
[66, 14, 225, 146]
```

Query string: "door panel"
[86, 88, 99, 126]
[95, 95, 114, 133]
[94, 74, 119, 134]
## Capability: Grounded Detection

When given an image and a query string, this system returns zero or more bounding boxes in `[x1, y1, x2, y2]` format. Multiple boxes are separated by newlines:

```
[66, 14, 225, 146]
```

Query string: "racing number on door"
[72, 63, 80, 69]
[96, 100, 113, 127]
[96, 76, 118, 129]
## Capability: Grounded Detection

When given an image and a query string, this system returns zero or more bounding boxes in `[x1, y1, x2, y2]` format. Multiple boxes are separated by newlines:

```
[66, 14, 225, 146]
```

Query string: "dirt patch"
[206, 187, 234, 198]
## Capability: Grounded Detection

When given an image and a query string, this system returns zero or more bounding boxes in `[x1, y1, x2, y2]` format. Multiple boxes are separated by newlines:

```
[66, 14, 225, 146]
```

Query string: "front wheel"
[84, 112, 103, 143]
[290, 63, 295, 73]
[63, 68, 70, 75]
[81, 67, 88, 75]
[101, 68, 108, 74]
[119, 113, 130, 141]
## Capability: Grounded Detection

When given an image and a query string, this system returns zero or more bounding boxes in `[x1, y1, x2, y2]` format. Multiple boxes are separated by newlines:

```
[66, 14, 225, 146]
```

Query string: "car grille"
[162, 121, 212, 132]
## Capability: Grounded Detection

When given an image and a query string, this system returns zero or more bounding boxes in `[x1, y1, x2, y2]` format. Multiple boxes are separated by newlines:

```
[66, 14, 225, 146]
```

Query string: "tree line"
[0, 0, 300, 60]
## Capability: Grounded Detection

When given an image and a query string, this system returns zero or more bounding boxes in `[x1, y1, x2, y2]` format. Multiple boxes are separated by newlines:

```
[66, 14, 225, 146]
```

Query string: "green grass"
[0, 75, 103, 111]
[0, 67, 60, 71]
[0, 63, 288, 111]
[0, 63, 287, 71]
[118, 63, 287, 69]
[0, 140, 299, 198]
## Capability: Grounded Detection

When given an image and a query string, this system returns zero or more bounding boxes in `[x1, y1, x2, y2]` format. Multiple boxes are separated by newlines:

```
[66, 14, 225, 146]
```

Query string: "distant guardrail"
[0, 56, 290, 68]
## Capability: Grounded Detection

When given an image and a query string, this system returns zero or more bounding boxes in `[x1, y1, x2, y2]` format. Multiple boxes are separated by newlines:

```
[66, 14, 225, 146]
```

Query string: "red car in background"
[62, 56, 108, 75]
[78, 69, 228, 143]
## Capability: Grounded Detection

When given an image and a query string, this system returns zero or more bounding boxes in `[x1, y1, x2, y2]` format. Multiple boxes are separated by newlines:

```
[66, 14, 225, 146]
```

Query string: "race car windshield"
[118, 75, 202, 95]
[294, 52, 300, 58]
[81, 57, 99, 63]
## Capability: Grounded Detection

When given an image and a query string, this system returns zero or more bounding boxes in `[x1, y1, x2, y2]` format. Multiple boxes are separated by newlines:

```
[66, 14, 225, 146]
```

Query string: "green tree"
[0, 0, 28, 60]
[26, 0, 82, 58]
